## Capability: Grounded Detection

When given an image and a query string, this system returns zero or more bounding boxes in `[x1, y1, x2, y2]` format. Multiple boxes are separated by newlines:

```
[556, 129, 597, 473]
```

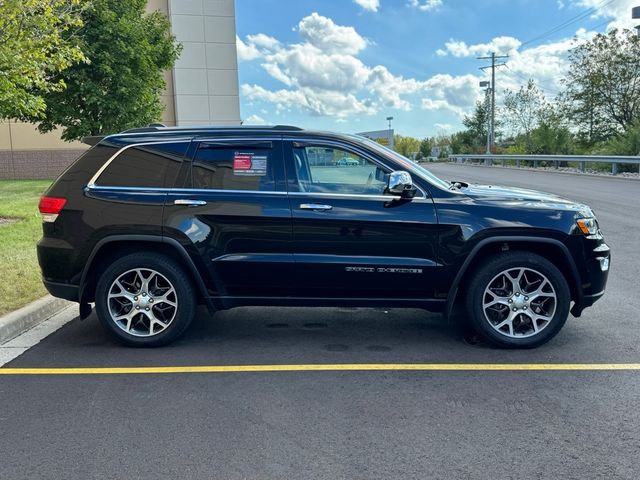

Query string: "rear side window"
[192, 143, 276, 191]
[96, 142, 188, 188]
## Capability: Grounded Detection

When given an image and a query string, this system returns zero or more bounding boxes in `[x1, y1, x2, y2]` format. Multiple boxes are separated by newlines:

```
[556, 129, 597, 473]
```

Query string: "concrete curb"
[0, 295, 73, 345]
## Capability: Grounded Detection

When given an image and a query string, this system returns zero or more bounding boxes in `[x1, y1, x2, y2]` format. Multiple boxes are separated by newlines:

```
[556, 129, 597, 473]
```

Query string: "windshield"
[354, 136, 451, 191]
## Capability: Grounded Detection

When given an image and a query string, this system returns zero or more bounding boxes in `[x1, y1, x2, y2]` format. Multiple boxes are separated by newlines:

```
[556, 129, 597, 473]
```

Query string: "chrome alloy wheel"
[107, 268, 178, 337]
[482, 267, 557, 339]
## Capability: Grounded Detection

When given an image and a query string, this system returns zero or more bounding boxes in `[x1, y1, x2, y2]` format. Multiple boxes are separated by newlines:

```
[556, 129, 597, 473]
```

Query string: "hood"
[460, 183, 592, 215]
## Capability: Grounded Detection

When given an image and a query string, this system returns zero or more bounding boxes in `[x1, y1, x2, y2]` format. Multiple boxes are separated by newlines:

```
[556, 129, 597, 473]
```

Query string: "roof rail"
[118, 123, 304, 134]
[81, 135, 105, 146]
[272, 125, 303, 131]
[121, 123, 166, 134]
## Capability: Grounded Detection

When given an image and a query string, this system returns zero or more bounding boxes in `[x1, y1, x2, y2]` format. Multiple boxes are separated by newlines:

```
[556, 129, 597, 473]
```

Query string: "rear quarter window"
[96, 142, 189, 188]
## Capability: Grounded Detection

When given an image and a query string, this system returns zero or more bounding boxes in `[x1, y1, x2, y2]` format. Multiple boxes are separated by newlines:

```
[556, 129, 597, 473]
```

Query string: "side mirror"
[386, 170, 416, 198]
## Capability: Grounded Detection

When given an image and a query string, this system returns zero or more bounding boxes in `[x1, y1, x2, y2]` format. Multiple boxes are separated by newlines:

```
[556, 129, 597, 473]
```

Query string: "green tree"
[419, 137, 434, 159]
[36, 0, 181, 141]
[460, 100, 499, 152]
[601, 121, 640, 156]
[503, 79, 547, 152]
[394, 134, 421, 159]
[561, 28, 640, 145]
[0, 0, 86, 120]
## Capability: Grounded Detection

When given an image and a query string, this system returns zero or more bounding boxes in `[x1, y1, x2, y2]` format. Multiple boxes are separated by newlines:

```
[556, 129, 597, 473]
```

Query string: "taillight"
[38, 196, 67, 223]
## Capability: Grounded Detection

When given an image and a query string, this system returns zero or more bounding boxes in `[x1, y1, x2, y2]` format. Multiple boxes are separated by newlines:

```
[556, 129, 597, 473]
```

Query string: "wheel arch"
[79, 235, 214, 315]
[444, 236, 582, 319]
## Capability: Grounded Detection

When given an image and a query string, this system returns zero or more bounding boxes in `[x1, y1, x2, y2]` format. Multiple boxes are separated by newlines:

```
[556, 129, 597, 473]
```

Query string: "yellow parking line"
[1, 363, 640, 375]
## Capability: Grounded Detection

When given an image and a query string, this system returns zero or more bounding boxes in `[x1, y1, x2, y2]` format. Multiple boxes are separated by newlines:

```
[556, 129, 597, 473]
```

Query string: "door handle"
[299, 203, 333, 211]
[174, 199, 207, 207]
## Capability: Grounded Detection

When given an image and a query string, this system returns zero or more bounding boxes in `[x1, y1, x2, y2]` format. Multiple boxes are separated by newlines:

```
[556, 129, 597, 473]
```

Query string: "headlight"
[576, 217, 599, 235]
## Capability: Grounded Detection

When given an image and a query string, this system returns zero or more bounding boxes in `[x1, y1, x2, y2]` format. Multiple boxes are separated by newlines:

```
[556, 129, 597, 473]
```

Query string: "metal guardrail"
[447, 154, 640, 176]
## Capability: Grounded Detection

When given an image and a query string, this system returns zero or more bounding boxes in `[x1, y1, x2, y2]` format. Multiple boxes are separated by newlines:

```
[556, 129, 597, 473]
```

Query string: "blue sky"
[235, 0, 635, 138]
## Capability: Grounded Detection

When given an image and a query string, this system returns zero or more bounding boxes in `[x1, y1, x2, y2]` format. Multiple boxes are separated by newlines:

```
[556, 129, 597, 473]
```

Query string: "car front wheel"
[466, 252, 570, 348]
[95, 252, 196, 347]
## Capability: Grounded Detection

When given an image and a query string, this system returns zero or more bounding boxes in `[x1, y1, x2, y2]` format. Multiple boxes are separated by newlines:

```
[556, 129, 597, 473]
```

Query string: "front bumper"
[568, 234, 610, 317]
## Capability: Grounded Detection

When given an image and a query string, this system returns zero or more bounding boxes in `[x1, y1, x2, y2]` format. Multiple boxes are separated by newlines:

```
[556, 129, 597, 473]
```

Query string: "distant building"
[357, 129, 395, 149]
[0, 0, 240, 180]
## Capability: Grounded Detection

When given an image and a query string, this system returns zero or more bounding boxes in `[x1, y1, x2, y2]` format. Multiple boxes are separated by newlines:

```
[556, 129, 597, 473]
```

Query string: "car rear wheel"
[95, 252, 196, 347]
[466, 251, 570, 348]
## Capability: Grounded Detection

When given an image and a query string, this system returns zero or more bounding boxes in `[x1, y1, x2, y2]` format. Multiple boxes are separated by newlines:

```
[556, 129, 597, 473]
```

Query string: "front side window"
[96, 142, 188, 188]
[192, 143, 276, 191]
[292, 145, 388, 195]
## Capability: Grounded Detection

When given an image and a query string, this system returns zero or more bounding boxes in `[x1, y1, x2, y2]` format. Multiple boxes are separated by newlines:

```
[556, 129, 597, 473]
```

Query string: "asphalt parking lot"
[1, 164, 639, 479]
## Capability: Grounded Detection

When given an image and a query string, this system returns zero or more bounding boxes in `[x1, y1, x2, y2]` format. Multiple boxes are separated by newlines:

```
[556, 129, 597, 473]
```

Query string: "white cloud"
[575, 0, 638, 30]
[240, 13, 432, 120]
[353, 0, 380, 12]
[244, 114, 267, 125]
[264, 42, 371, 91]
[421, 74, 482, 117]
[236, 35, 261, 61]
[241, 84, 376, 119]
[434, 123, 454, 131]
[408, 0, 442, 12]
[367, 65, 425, 110]
[246, 33, 281, 50]
[438, 36, 522, 57]
[297, 12, 368, 55]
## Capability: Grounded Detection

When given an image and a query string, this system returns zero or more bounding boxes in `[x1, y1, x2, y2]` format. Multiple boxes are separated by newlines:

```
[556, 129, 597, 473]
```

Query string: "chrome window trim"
[284, 136, 428, 199]
[85, 185, 427, 202]
[87, 139, 193, 188]
[288, 191, 401, 201]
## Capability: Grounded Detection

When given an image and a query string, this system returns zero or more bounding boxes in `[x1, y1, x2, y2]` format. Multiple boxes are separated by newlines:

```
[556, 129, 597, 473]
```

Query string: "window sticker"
[233, 152, 267, 176]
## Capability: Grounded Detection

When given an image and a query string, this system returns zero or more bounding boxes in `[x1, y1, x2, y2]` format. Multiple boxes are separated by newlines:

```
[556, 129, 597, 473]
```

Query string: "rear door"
[284, 138, 440, 300]
[163, 137, 294, 300]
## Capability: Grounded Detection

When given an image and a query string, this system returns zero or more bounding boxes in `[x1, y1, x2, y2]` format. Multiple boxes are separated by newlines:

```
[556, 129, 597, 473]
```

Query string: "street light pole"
[386, 116, 394, 149]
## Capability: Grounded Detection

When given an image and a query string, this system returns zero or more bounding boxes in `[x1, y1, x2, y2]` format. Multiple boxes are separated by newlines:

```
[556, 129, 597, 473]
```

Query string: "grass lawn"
[0, 180, 52, 316]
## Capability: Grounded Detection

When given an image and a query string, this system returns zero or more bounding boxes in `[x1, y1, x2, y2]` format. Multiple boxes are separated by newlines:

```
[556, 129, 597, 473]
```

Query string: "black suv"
[37, 125, 610, 348]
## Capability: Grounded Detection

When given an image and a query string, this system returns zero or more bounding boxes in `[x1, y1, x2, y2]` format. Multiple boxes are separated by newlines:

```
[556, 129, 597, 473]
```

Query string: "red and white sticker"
[233, 153, 253, 171]
[233, 152, 267, 176]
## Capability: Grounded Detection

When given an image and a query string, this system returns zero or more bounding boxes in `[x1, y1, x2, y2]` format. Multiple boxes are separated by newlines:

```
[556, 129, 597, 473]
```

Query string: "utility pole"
[479, 81, 491, 154]
[477, 52, 507, 153]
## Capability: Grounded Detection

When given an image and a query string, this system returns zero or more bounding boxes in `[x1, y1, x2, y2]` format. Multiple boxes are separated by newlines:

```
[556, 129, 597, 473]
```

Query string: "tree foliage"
[36, 0, 181, 140]
[562, 28, 640, 144]
[504, 80, 547, 149]
[394, 134, 421, 158]
[0, 0, 86, 120]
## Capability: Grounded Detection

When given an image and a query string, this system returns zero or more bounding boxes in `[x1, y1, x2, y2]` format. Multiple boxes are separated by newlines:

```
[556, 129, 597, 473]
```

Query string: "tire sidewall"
[467, 252, 570, 349]
[95, 253, 196, 347]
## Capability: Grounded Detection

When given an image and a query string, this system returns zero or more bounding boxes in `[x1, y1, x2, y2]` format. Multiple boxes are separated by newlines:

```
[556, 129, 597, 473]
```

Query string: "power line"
[504, 16, 614, 98]
[519, 0, 616, 48]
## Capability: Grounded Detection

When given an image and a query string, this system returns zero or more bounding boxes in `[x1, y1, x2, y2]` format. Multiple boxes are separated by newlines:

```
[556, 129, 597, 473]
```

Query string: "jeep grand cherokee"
[37, 125, 610, 348]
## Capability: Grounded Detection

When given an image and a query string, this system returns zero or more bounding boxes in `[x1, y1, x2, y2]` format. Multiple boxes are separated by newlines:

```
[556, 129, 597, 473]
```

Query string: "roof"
[94, 123, 363, 148]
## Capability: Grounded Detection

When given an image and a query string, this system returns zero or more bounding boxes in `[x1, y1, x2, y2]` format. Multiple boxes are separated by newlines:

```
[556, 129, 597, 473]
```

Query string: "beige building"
[0, 0, 240, 180]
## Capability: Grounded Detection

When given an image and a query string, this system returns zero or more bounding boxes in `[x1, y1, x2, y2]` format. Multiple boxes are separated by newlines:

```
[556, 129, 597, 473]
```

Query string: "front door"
[283, 140, 439, 300]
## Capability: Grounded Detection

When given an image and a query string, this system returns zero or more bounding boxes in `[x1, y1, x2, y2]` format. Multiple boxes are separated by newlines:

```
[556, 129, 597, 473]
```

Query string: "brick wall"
[0, 149, 86, 180]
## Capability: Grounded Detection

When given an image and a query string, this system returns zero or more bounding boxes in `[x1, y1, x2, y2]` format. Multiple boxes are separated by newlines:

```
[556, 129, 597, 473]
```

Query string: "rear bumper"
[43, 280, 79, 302]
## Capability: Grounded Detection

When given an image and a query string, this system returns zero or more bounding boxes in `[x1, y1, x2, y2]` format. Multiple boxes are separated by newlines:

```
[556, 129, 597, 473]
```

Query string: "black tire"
[95, 252, 196, 347]
[465, 251, 570, 349]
